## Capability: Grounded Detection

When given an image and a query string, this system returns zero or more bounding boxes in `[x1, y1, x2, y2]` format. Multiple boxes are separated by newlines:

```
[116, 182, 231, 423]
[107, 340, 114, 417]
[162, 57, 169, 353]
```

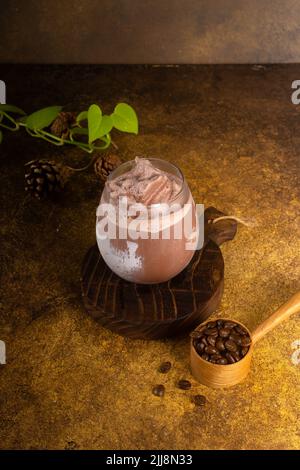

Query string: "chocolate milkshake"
[96, 158, 198, 284]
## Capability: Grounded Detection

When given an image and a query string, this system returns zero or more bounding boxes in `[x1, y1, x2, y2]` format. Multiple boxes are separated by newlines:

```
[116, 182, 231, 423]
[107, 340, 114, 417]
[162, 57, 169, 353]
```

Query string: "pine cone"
[24, 160, 72, 199]
[94, 154, 122, 182]
[50, 112, 76, 139]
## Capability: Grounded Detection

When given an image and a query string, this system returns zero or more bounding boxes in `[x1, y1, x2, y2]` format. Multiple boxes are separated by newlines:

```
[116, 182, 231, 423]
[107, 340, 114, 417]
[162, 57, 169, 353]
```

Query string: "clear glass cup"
[96, 158, 198, 284]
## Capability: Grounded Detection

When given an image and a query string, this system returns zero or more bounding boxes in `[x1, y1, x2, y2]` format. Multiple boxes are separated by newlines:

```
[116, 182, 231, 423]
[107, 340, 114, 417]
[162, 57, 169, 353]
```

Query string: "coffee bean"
[241, 336, 252, 347]
[210, 354, 222, 363]
[158, 361, 171, 374]
[178, 379, 191, 390]
[234, 325, 248, 336]
[210, 327, 219, 336]
[225, 352, 236, 364]
[195, 341, 205, 354]
[215, 337, 226, 352]
[152, 385, 165, 397]
[193, 395, 206, 406]
[225, 339, 238, 352]
[232, 351, 240, 362]
[229, 333, 243, 346]
[207, 335, 216, 347]
[205, 345, 219, 355]
[217, 357, 228, 365]
[204, 327, 218, 336]
[194, 319, 251, 365]
[195, 338, 203, 348]
[219, 328, 230, 338]
[224, 321, 236, 329]
[201, 353, 210, 361]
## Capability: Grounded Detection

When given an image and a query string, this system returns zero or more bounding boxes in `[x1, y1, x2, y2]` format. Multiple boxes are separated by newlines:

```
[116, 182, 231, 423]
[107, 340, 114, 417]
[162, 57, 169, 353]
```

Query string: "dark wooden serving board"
[81, 207, 237, 339]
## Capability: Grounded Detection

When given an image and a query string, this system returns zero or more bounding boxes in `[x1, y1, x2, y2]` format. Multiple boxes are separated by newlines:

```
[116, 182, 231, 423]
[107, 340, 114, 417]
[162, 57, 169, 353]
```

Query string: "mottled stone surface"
[0, 65, 299, 450]
[1, 0, 300, 63]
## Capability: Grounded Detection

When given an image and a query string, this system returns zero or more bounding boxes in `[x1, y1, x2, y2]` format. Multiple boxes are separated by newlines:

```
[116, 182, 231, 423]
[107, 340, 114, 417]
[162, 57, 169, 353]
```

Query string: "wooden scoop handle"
[252, 292, 300, 345]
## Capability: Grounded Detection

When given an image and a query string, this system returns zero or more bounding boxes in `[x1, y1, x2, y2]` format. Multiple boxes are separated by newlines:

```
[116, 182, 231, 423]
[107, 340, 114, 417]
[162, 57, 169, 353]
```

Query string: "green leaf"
[0, 130, 3, 143]
[26, 106, 62, 130]
[76, 111, 88, 123]
[111, 103, 138, 134]
[97, 115, 113, 137]
[0, 104, 26, 115]
[88, 104, 102, 144]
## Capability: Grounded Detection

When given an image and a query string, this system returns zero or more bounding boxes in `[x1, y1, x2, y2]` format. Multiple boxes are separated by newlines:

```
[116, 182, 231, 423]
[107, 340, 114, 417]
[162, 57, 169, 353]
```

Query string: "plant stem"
[2, 109, 118, 155]
[65, 154, 99, 172]
[0, 112, 20, 131]
[25, 126, 93, 152]
[37, 129, 64, 143]
[35, 130, 64, 146]
[25, 127, 63, 146]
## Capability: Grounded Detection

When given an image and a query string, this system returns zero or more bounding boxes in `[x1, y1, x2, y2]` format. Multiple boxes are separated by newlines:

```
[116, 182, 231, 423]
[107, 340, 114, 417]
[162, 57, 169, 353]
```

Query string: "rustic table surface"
[0, 65, 299, 450]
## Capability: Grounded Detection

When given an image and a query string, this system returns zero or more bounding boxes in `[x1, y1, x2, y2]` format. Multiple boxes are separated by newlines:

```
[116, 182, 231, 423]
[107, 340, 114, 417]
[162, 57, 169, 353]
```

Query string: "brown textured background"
[1, 0, 300, 64]
[0, 64, 299, 449]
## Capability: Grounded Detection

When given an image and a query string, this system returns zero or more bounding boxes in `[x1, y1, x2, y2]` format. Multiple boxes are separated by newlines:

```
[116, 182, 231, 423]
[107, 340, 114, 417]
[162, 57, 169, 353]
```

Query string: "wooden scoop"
[190, 292, 300, 388]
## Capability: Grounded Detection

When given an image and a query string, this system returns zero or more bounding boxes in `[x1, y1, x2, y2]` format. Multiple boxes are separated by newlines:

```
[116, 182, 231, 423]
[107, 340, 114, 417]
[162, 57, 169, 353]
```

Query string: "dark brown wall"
[1, 0, 300, 63]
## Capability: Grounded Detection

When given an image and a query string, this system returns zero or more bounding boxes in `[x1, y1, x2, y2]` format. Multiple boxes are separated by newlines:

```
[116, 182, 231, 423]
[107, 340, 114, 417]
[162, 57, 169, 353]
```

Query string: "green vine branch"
[0, 102, 138, 153]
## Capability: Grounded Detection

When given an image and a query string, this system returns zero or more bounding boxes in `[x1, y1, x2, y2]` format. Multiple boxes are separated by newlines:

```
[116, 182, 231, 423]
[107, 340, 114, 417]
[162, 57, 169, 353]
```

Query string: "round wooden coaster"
[81, 207, 237, 339]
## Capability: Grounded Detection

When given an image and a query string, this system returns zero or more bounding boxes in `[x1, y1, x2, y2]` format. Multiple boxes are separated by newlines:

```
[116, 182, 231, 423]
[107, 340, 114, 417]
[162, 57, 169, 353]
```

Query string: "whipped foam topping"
[106, 157, 182, 205]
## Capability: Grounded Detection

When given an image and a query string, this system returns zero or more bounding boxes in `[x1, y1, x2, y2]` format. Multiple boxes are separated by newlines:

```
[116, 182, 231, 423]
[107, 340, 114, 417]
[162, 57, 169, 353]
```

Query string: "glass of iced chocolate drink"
[96, 157, 198, 284]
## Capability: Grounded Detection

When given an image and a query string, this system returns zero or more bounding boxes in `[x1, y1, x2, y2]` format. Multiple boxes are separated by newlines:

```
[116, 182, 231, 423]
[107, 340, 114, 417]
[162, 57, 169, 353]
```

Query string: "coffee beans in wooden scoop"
[192, 320, 251, 365]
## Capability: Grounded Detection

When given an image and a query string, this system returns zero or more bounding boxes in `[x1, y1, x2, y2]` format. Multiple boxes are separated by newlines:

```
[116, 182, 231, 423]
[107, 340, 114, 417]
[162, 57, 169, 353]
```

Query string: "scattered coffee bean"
[158, 361, 171, 374]
[193, 319, 252, 365]
[178, 379, 192, 390]
[219, 328, 230, 338]
[152, 385, 165, 397]
[193, 395, 207, 406]
[207, 335, 216, 346]
[225, 339, 238, 352]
